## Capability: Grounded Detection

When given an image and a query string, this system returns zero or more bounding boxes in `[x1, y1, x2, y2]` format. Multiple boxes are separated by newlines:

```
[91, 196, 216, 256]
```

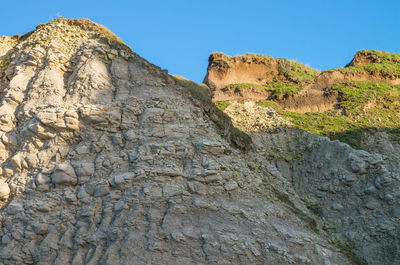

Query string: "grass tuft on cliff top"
[335, 61, 400, 78]
[327, 50, 400, 78]
[279, 59, 320, 84]
[356, 50, 400, 63]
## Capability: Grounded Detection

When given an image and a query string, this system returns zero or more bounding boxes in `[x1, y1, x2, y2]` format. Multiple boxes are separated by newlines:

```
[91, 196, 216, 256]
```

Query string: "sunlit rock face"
[0, 18, 397, 265]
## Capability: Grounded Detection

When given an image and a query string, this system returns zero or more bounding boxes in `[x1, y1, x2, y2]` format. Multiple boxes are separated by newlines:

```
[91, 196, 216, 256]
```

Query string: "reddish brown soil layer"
[205, 52, 400, 113]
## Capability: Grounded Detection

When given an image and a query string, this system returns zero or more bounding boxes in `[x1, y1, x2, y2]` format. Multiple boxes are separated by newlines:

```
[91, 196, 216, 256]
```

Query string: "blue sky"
[1, 0, 399, 82]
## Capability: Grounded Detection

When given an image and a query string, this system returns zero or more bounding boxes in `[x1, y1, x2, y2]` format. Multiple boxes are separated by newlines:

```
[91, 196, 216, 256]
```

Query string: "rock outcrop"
[224, 101, 400, 265]
[0, 18, 356, 265]
[205, 51, 400, 113]
[203, 52, 320, 104]
[0, 18, 398, 265]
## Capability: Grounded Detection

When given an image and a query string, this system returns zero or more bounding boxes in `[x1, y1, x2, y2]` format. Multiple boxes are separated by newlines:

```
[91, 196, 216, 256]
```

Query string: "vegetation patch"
[213, 58, 233, 69]
[334, 61, 400, 78]
[216, 101, 231, 111]
[278, 59, 320, 84]
[256, 100, 283, 113]
[327, 50, 400, 78]
[270, 82, 302, 97]
[282, 81, 400, 148]
[226, 82, 302, 97]
[356, 50, 400, 63]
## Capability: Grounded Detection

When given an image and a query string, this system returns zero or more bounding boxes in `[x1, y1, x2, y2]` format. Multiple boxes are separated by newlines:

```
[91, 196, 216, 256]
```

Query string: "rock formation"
[0, 18, 398, 265]
[203, 49, 400, 265]
[205, 51, 400, 112]
[203, 52, 321, 104]
[223, 101, 400, 265]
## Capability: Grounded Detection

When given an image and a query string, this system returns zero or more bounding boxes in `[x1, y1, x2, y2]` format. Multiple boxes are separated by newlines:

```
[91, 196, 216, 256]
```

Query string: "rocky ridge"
[0, 18, 357, 265]
[0, 18, 398, 265]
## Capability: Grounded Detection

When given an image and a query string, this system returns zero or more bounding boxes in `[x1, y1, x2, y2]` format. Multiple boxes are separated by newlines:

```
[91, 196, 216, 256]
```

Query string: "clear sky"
[1, 0, 399, 83]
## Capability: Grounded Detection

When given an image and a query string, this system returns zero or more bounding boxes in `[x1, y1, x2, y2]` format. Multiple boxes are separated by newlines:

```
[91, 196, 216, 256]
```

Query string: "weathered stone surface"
[224, 101, 400, 265]
[51, 162, 77, 185]
[72, 161, 94, 177]
[0, 182, 10, 199]
[224, 180, 238, 191]
[34, 173, 50, 185]
[0, 18, 396, 265]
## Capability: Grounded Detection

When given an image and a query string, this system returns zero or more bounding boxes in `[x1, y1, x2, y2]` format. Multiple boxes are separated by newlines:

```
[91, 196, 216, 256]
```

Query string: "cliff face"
[203, 51, 400, 265]
[223, 101, 400, 265]
[0, 18, 355, 265]
[203, 52, 320, 102]
[205, 51, 400, 112]
[0, 18, 399, 265]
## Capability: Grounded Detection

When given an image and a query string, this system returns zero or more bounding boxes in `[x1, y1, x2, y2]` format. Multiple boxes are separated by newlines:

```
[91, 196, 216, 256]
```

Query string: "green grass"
[210, 53, 273, 69]
[335, 61, 400, 78]
[266, 148, 304, 162]
[226, 82, 302, 97]
[332, 81, 400, 114]
[216, 101, 231, 111]
[356, 50, 400, 63]
[279, 59, 320, 84]
[270, 82, 302, 97]
[326, 50, 400, 78]
[226, 83, 267, 90]
[282, 81, 400, 148]
[256, 100, 283, 113]
[173, 76, 252, 150]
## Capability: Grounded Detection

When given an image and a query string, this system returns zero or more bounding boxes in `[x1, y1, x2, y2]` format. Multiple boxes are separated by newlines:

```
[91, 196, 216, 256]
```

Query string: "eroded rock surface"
[205, 52, 400, 113]
[224, 101, 400, 265]
[0, 19, 355, 265]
